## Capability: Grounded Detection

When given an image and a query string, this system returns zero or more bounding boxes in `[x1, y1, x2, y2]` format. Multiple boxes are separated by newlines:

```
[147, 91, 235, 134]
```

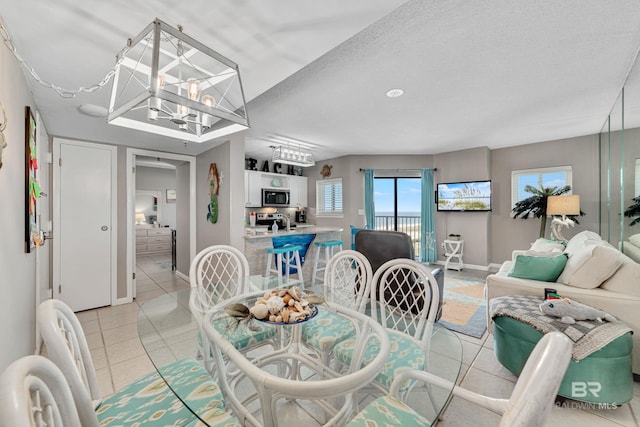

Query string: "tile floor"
[76, 255, 640, 426]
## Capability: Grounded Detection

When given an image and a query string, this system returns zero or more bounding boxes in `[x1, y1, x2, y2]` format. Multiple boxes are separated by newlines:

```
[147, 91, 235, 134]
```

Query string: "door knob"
[101, 225, 109, 231]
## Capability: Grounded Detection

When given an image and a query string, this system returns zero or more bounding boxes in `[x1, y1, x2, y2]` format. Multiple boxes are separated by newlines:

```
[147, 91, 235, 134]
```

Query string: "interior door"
[53, 139, 115, 311]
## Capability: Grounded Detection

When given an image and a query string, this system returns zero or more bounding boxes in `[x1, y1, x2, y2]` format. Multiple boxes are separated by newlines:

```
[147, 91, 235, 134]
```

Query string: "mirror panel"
[623, 61, 640, 246]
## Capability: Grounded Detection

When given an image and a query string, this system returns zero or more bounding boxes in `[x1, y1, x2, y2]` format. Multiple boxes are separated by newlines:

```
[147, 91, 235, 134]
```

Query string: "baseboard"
[434, 260, 490, 272]
[176, 270, 189, 282]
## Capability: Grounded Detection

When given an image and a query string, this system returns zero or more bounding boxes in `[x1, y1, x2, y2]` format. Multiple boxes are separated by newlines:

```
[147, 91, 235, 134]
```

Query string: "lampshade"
[135, 212, 146, 224]
[271, 145, 315, 167]
[108, 19, 249, 143]
[547, 195, 580, 216]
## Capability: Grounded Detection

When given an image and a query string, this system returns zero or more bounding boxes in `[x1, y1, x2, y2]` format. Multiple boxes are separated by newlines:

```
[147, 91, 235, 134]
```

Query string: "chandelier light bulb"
[201, 95, 215, 107]
[187, 79, 201, 101]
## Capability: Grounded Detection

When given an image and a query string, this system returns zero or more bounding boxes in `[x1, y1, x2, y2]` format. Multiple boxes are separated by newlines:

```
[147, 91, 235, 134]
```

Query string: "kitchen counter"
[244, 225, 340, 240]
[243, 227, 344, 277]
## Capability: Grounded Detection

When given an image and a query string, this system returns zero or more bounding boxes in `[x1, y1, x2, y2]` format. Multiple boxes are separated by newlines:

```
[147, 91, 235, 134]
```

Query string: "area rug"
[438, 276, 487, 338]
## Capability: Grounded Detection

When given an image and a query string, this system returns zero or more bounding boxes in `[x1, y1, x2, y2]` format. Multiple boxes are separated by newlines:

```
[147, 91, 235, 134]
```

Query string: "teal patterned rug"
[438, 276, 487, 338]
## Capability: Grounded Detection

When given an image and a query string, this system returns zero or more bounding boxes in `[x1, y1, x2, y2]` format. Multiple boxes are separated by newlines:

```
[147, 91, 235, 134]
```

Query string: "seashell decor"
[249, 286, 320, 323]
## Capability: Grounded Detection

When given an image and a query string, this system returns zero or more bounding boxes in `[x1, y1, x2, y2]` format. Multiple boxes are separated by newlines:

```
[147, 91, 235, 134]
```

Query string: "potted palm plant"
[511, 185, 583, 238]
[624, 196, 640, 226]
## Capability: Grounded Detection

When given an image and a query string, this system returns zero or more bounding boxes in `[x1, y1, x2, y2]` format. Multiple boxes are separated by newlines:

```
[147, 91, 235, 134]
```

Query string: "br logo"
[571, 381, 601, 398]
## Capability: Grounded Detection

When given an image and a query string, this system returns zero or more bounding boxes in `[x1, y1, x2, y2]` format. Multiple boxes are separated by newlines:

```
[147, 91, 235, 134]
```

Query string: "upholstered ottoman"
[490, 295, 633, 405]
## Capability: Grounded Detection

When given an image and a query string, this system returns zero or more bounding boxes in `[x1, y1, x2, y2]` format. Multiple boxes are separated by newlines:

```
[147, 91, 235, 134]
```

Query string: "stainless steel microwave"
[262, 189, 290, 207]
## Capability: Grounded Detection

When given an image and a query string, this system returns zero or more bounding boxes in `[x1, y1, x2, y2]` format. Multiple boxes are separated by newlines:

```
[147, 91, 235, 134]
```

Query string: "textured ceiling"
[2, 0, 640, 162]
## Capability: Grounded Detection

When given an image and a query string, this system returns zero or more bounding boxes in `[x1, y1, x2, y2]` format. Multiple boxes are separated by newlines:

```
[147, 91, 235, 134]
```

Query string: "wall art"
[25, 106, 40, 252]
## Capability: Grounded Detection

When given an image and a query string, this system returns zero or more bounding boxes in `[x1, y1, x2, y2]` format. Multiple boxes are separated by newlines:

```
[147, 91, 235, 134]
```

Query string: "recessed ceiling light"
[78, 104, 108, 117]
[386, 89, 404, 98]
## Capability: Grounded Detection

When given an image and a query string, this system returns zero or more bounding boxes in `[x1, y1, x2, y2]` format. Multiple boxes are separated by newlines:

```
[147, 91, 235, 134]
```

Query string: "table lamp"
[135, 212, 146, 224]
[546, 195, 580, 242]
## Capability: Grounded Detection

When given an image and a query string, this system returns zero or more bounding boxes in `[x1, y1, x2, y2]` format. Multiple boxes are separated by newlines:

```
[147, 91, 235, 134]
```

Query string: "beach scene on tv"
[437, 181, 491, 211]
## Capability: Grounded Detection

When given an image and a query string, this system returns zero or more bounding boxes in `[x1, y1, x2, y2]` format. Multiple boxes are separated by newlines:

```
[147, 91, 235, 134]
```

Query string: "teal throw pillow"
[507, 253, 568, 282]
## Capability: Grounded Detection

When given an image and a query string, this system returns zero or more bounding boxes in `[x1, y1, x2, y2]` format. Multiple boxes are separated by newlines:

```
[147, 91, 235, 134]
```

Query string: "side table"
[444, 239, 464, 271]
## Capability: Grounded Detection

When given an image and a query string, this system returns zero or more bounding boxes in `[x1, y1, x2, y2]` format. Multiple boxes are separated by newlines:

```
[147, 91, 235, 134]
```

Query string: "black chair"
[355, 229, 444, 319]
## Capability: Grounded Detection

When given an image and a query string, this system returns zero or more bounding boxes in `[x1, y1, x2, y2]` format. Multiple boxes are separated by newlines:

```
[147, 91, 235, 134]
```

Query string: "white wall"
[0, 39, 49, 371]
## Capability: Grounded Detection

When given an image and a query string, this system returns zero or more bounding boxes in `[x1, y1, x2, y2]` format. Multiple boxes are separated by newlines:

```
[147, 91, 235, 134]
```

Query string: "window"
[511, 166, 573, 207]
[316, 178, 343, 217]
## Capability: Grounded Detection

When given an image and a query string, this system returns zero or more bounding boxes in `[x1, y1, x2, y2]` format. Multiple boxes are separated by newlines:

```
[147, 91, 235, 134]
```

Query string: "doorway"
[126, 148, 196, 301]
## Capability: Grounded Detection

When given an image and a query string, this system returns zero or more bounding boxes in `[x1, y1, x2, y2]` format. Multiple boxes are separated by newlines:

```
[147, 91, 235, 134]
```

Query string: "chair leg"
[294, 250, 303, 283]
[312, 245, 321, 285]
[277, 253, 284, 286]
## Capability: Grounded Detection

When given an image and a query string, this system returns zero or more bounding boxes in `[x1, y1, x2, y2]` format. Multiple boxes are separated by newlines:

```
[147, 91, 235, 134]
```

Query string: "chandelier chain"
[0, 19, 129, 98]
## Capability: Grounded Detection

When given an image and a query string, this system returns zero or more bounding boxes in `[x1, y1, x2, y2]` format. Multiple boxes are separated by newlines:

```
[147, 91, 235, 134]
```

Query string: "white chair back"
[500, 331, 572, 426]
[322, 249, 373, 312]
[371, 258, 440, 342]
[189, 245, 250, 317]
[385, 332, 571, 427]
[0, 355, 99, 427]
[37, 299, 103, 414]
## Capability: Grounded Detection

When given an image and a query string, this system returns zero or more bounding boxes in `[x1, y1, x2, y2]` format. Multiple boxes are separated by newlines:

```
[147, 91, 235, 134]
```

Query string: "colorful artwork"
[25, 106, 40, 252]
[207, 163, 219, 224]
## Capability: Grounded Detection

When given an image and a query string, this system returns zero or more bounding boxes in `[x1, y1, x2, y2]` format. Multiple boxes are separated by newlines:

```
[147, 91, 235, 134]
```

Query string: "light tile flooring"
[76, 256, 640, 426]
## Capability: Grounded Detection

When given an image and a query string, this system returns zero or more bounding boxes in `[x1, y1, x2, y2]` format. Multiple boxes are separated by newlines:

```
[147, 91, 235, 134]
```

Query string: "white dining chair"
[302, 250, 373, 358]
[333, 258, 440, 394]
[189, 245, 277, 372]
[37, 298, 238, 426]
[0, 355, 98, 427]
[346, 331, 573, 427]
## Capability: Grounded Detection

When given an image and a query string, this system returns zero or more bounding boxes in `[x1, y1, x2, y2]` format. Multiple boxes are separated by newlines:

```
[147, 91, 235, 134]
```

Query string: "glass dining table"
[137, 278, 463, 426]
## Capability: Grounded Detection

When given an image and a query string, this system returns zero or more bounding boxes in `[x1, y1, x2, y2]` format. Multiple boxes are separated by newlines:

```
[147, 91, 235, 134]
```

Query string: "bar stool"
[265, 244, 305, 286]
[312, 240, 344, 285]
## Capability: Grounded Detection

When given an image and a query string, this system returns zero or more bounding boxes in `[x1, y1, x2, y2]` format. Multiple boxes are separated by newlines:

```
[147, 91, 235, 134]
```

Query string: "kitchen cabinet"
[245, 170, 263, 207]
[289, 175, 308, 207]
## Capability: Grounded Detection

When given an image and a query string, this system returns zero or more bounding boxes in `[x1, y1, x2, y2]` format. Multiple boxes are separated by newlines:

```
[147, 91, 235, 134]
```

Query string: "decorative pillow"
[507, 253, 568, 282]
[629, 233, 640, 248]
[600, 255, 640, 296]
[557, 245, 623, 289]
[564, 230, 603, 254]
[529, 238, 565, 253]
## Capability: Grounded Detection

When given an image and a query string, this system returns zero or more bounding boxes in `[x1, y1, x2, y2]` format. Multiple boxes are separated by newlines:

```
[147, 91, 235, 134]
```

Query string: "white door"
[53, 139, 116, 311]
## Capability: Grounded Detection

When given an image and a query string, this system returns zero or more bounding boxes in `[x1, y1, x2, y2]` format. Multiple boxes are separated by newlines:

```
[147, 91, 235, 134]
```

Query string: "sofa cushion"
[600, 254, 640, 296]
[530, 238, 566, 253]
[557, 245, 623, 289]
[565, 230, 604, 254]
[629, 234, 640, 248]
[507, 253, 567, 282]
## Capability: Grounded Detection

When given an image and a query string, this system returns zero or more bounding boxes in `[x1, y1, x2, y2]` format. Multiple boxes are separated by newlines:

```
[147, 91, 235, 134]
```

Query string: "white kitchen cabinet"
[289, 175, 308, 207]
[245, 170, 263, 207]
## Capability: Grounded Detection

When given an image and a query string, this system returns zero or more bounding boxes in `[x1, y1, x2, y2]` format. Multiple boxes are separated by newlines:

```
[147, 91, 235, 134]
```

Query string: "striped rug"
[438, 276, 487, 338]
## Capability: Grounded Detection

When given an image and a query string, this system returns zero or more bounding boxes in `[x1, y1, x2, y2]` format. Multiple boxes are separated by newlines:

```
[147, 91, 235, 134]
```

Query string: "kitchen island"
[243, 226, 343, 279]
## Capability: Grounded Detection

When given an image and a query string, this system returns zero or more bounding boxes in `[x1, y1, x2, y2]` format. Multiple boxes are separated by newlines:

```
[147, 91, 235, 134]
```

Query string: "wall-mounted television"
[437, 180, 492, 211]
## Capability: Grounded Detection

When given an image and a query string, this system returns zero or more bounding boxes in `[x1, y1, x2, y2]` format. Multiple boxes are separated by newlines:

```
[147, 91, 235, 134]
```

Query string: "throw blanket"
[490, 295, 632, 361]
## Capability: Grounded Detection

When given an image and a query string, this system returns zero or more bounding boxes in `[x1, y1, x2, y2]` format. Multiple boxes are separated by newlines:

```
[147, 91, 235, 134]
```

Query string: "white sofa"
[486, 230, 640, 374]
[621, 234, 640, 263]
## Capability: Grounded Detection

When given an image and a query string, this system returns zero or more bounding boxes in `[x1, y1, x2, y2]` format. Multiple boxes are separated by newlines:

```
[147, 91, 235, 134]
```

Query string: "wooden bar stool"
[312, 240, 343, 285]
[265, 244, 305, 286]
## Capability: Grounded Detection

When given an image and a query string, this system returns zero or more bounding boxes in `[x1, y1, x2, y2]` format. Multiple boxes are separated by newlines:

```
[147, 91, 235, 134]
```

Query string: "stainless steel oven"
[262, 189, 290, 207]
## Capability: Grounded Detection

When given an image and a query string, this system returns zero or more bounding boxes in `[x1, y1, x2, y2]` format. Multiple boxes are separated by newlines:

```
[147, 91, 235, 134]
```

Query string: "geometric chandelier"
[108, 19, 249, 143]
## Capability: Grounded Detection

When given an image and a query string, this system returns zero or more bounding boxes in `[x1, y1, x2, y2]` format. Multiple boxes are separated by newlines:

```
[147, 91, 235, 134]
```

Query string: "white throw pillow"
[629, 233, 640, 248]
[529, 238, 565, 253]
[601, 254, 640, 296]
[564, 230, 603, 255]
[557, 245, 623, 289]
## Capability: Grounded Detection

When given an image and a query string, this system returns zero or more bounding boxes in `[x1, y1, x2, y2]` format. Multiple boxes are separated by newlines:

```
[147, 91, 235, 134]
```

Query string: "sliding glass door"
[374, 177, 422, 257]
